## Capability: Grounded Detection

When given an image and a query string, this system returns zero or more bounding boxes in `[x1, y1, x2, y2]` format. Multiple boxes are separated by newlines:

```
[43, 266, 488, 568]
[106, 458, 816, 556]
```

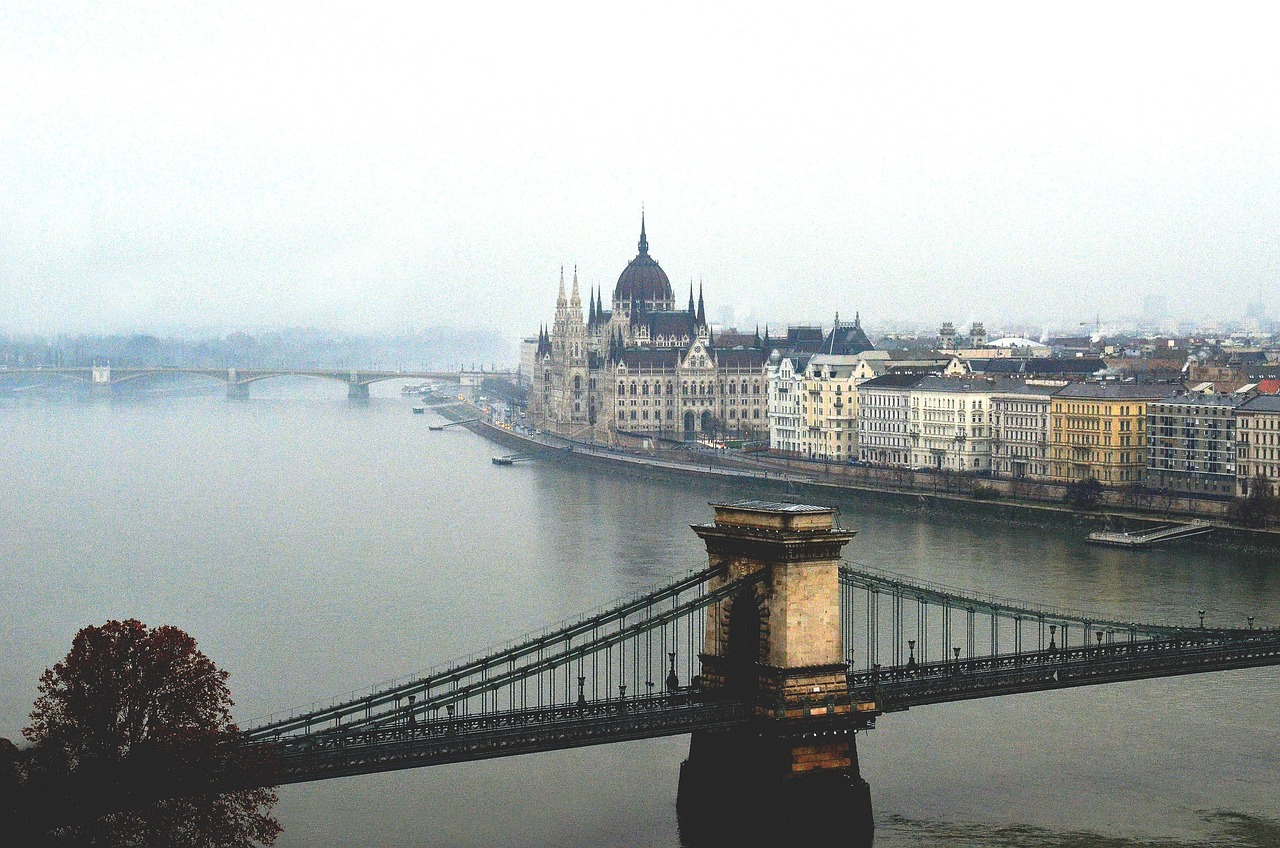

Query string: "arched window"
[630, 381, 637, 396]
[642, 383, 650, 396]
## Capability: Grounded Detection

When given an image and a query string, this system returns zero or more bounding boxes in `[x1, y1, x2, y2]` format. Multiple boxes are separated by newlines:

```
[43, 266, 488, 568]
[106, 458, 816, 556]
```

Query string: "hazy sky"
[2, 2, 1277, 337]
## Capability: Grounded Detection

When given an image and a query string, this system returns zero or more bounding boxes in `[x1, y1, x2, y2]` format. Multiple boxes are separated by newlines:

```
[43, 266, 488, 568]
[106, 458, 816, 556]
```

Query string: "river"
[2, 382, 1277, 847]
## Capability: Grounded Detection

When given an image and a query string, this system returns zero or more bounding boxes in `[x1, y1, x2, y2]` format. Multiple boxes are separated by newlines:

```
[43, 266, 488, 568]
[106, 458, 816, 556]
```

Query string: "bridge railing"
[265, 688, 757, 784]
[849, 628, 1280, 710]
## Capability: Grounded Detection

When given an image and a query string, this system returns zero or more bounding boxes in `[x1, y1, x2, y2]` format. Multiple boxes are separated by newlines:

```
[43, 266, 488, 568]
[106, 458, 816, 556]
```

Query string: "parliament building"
[529, 219, 769, 443]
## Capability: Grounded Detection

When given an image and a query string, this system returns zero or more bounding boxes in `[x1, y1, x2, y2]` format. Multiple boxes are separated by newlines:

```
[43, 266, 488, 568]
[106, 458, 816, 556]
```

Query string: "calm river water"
[2, 382, 1278, 847]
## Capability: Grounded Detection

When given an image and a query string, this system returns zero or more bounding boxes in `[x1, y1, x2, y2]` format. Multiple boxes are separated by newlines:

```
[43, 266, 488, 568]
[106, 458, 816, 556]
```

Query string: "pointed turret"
[688, 282, 696, 314]
[638, 211, 649, 256]
[557, 266, 567, 306]
[696, 282, 706, 327]
[570, 265, 582, 312]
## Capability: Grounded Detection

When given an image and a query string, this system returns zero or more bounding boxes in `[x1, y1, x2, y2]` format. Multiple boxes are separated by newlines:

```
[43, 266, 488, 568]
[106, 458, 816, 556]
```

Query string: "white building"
[908, 376, 998, 472]
[767, 351, 809, 454]
[990, 381, 1062, 479]
[857, 373, 925, 466]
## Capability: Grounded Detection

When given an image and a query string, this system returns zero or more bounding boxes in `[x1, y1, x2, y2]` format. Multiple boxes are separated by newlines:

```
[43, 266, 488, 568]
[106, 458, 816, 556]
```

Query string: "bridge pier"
[347, 381, 370, 401]
[91, 365, 114, 396]
[677, 500, 873, 845]
[677, 727, 872, 845]
[225, 369, 250, 400]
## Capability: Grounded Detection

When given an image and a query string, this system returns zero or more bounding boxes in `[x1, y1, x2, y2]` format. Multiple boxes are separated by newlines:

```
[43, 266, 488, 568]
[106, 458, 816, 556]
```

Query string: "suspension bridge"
[242, 500, 1279, 836]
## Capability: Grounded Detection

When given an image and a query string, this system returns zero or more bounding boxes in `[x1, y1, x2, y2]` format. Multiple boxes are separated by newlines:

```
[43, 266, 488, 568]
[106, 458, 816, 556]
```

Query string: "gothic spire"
[696, 282, 705, 327]
[688, 281, 695, 314]
[638, 211, 649, 256]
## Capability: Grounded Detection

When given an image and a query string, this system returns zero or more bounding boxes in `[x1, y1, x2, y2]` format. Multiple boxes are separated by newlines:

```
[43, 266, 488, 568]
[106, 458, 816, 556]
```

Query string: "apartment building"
[1049, 383, 1171, 484]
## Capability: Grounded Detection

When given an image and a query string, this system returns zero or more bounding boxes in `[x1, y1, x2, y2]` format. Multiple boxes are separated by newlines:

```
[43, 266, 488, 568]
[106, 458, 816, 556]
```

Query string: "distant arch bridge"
[0, 366, 516, 399]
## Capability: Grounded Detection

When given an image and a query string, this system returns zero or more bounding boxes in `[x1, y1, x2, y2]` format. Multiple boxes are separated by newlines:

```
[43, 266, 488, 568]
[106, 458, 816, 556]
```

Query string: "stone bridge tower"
[678, 499, 873, 844]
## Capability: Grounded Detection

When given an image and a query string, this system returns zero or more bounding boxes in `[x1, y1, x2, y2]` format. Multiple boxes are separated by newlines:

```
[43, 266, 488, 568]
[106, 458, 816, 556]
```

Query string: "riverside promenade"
[434, 404, 1279, 552]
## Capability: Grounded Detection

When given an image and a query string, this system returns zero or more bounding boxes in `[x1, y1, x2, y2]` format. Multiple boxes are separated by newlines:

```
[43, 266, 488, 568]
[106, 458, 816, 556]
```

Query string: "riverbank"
[431, 405, 1280, 554]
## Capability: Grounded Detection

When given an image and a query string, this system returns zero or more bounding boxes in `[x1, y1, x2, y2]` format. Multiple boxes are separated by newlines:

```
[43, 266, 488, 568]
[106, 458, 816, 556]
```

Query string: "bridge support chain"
[679, 500, 871, 845]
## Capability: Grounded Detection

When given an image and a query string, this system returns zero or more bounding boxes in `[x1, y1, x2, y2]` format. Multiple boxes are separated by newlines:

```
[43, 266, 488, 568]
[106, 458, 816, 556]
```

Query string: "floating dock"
[1086, 521, 1215, 549]
[428, 418, 477, 431]
[492, 449, 545, 465]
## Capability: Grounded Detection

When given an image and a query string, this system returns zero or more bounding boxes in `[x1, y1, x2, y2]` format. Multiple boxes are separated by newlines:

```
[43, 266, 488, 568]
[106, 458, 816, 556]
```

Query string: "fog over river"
[3, 381, 1277, 847]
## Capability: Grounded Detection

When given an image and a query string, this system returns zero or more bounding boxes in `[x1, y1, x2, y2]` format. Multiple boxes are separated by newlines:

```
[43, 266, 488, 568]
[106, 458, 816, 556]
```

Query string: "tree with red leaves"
[18, 619, 281, 847]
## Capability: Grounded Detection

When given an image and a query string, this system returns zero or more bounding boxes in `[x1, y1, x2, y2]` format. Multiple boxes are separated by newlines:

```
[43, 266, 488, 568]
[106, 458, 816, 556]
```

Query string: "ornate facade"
[530, 219, 768, 442]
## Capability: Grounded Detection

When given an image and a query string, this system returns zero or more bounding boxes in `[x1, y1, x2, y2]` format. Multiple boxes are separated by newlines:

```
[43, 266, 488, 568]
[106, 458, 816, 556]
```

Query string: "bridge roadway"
[248, 562, 1280, 786]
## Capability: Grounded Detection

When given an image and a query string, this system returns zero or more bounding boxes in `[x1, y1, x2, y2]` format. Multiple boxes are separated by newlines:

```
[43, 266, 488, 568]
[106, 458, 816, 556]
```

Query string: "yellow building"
[1049, 383, 1172, 484]
[801, 355, 862, 461]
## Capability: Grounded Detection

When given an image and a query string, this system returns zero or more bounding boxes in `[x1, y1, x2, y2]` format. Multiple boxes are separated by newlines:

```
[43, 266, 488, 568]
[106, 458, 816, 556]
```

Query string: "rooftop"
[714, 499, 831, 513]
[1053, 382, 1176, 400]
[1149, 393, 1252, 409]
[1240, 394, 1280, 413]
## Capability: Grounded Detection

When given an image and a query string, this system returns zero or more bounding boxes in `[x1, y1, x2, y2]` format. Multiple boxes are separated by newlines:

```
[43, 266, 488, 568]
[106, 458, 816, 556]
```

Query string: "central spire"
[638, 210, 649, 256]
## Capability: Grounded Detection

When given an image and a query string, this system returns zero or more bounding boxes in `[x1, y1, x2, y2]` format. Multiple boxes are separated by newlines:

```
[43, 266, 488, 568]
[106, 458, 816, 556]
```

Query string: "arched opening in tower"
[724, 591, 762, 701]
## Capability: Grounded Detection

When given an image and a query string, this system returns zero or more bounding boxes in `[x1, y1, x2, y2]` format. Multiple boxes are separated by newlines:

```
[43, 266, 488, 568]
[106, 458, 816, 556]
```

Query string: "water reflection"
[879, 810, 1280, 848]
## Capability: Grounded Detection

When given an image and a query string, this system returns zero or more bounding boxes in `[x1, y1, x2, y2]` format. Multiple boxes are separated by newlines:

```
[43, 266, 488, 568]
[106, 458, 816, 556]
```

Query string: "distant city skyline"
[2, 4, 1277, 337]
